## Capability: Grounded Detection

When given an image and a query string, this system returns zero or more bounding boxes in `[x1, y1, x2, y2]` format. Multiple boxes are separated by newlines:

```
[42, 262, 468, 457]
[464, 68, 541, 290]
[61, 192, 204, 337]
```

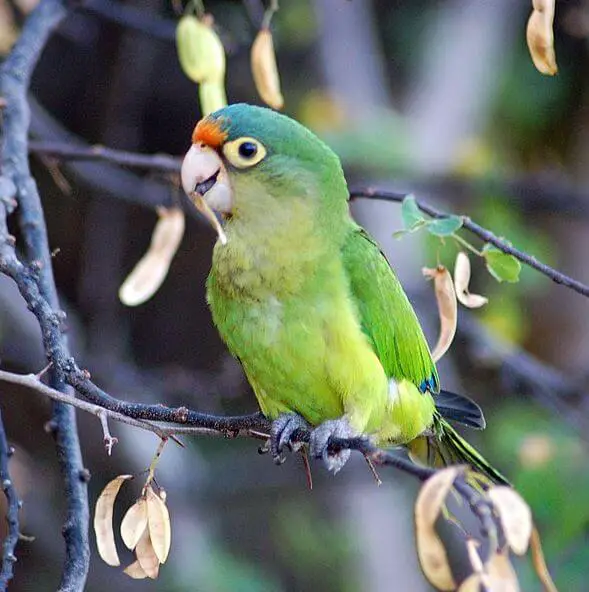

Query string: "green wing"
[341, 225, 439, 393]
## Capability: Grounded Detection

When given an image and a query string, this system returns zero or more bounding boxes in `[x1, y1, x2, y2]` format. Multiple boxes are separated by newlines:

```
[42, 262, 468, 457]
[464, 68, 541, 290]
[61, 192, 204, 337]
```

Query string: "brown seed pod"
[414, 467, 461, 590]
[119, 208, 185, 307]
[454, 252, 488, 309]
[526, 0, 557, 75]
[423, 265, 458, 362]
[93, 474, 133, 567]
[251, 28, 284, 110]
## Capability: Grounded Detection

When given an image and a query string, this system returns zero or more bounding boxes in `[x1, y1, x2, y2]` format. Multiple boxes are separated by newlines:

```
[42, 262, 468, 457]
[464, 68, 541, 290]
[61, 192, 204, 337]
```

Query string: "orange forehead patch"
[192, 118, 228, 149]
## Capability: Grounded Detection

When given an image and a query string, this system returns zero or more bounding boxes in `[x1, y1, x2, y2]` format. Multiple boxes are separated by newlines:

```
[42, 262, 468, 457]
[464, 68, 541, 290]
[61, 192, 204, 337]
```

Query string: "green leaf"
[483, 246, 521, 283]
[427, 216, 463, 236]
[401, 194, 425, 229]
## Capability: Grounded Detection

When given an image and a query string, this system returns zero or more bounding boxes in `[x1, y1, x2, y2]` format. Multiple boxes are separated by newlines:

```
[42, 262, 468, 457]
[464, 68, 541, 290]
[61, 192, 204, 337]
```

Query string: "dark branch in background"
[83, 0, 175, 41]
[0, 410, 20, 589]
[349, 188, 589, 299]
[456, 313, 589, 438]
[80, 0, 241, 53]
[28, 140, 181, 173]
[0, 0, 90, 589]
[28, 99, 178, 211]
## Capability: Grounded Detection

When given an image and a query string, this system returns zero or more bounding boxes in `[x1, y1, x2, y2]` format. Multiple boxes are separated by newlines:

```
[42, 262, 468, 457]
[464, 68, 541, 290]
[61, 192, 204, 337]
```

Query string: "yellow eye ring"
[222, 137, 267, 168]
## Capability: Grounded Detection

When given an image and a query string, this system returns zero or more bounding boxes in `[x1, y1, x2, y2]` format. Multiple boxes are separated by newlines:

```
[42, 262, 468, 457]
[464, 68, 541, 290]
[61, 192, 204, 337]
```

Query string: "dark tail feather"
[408, 415, 510, 485]
[434, 389, 486, 429]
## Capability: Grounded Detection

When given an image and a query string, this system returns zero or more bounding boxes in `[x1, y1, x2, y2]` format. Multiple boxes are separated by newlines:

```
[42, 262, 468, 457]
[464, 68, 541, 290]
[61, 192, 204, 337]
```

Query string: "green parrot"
[181, 103, 507, 484]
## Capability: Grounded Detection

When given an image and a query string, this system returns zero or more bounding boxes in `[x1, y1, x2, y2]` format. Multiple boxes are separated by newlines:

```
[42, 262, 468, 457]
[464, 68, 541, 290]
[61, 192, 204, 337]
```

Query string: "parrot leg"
[270, 413, 310, 464]
[309, 417, 355, 474]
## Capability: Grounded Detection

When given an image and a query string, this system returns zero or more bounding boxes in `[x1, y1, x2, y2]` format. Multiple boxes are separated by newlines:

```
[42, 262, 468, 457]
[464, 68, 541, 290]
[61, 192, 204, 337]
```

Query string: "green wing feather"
[341, 225, 439, 392]
[341, 225, 508, 484]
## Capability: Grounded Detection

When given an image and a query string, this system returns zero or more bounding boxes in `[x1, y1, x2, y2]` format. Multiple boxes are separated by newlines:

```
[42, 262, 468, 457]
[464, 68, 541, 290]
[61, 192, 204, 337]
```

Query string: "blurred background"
[1, 0, 589, 590]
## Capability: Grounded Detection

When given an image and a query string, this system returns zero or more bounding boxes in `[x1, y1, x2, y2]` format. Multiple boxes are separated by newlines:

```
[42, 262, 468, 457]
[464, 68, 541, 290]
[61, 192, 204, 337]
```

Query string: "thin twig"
[0, 409, 20, 589]
[97, 410, 118, 456]
[349, 188, 589, 298]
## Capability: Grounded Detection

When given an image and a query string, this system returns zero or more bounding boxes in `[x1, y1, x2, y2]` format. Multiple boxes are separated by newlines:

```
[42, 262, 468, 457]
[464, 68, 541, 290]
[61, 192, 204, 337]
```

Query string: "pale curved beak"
[181, 144, 233, 244]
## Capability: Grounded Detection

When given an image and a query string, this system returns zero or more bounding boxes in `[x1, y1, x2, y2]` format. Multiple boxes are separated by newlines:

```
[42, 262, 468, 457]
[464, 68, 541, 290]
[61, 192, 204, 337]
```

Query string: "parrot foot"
[309, 418, 355, 474]
[270, 413, 310, 465]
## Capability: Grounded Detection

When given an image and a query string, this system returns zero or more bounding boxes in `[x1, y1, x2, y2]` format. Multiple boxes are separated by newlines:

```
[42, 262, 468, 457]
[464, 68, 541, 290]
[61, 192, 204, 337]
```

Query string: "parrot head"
[180, 103, 348, 243]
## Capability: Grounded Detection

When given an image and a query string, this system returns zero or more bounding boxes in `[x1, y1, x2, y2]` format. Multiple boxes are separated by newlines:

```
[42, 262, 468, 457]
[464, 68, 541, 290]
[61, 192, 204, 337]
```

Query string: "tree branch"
[0, 409, 20, 590]
[0, 0, 90, 589]
[349, 187, 589, 299]
[28, 140, 181, 173]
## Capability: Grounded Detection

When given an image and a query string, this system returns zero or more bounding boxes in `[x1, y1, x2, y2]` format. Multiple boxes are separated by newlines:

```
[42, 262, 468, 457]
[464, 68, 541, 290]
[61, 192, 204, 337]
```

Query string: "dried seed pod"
[119, 208, 185, 307]
[176, 15, 226, 83]
[458, 551, 520, 591]
[124, 559, 148, 580]
[454, 252, 488, 309]
[530, 526, 559, 592]
[485, 552, 520, 591]
[198, 79, 228, 117]
[415, 467, 461, 590]
[93, 475, 133, 566]
[488, 486, 532, 556]
[146, 485, 172, 564]
[121, 498, 148, 551]
[423, 266, 458, 362]
[135, 527, 160, 579]
[527, 0, 557, 75]
[251, 28, 284, 110]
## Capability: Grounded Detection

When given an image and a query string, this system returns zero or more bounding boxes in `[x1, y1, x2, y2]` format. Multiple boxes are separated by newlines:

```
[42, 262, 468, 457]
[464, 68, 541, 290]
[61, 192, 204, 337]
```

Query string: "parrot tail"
[408, 413, 510, 486]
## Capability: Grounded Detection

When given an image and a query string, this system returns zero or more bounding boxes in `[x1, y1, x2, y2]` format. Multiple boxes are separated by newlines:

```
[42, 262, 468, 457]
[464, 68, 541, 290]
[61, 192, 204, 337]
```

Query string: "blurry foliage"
[272, 501, 358, 592]
[273, 0, 317, 48]
[491, 39, 579, 166]
[199, 549, 282, 592]
[306, 104, 411, 175]
[487, 403, 589, 591]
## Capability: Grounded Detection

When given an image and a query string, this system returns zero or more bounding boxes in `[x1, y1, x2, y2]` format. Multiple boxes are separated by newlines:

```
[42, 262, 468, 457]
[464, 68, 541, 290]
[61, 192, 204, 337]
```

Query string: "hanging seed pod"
[251, 28, 284, 110]
[176, 14, 226, 84]
[422, 265, 458, 362]
[488, 486, 533, 556]
[526, 0, 557, 75]
[119, 208, 185, 307]
[454, 252, 488, 308]
[94, 475, 133, 567]
[414, 467, 461, 591]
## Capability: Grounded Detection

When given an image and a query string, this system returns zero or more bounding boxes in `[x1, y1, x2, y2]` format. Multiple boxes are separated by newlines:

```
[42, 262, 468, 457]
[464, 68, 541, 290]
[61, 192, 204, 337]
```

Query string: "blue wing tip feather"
[419, 375, 438, 394]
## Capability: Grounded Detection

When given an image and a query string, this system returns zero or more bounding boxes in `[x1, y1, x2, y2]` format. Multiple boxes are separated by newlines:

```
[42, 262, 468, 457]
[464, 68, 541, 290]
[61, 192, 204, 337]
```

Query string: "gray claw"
[309, 418, 354, 474]
[270, 413, 309, 464]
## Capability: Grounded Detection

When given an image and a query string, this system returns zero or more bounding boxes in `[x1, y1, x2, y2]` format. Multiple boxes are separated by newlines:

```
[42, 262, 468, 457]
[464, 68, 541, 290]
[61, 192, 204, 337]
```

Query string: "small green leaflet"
[427, 216, 463, 237]
[483, 245, 521, 282]
[401, 195, 425, 229]
[398, 195, 462, 239]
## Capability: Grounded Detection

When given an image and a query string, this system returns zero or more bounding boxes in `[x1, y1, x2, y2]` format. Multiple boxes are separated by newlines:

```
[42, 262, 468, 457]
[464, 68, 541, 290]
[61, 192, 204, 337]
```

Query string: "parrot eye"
[238, 141, 258, 158]
[223, 137, 267, 169]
